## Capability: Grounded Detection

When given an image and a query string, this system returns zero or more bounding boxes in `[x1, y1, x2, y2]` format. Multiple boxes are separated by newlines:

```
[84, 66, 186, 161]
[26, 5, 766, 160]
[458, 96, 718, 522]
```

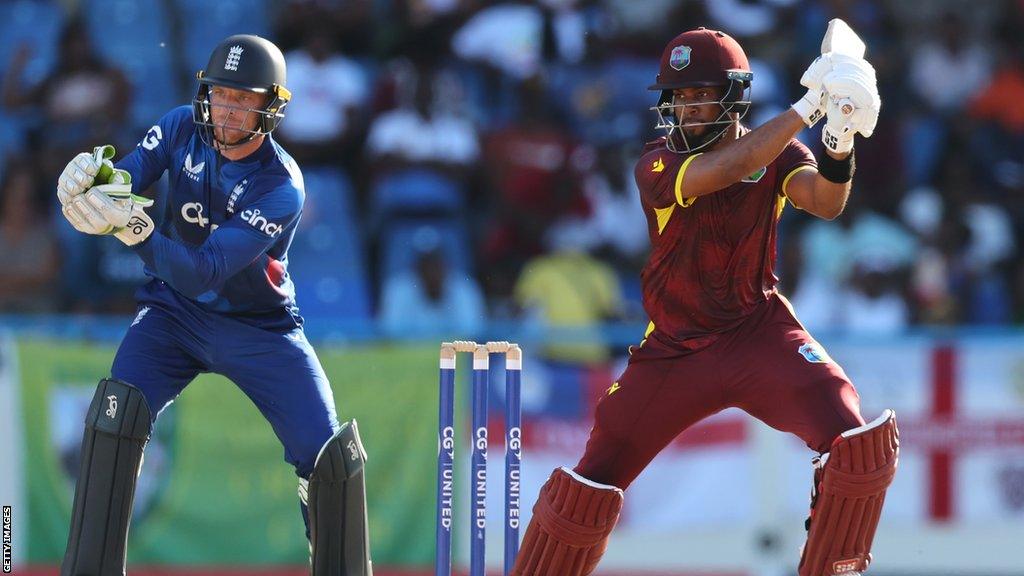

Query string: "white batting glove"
[792, 54, 833, 127]
[821, 63, 881, 154]
[56, 145, 116, 206]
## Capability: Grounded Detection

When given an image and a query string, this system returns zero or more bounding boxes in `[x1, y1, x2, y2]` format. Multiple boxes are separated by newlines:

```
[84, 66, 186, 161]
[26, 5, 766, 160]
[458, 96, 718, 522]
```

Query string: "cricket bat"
[820, 18, 866, 118]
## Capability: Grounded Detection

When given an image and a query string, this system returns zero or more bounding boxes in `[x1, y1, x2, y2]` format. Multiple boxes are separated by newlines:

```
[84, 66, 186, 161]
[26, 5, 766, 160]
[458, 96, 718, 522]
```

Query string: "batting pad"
[511, 467, 624, 576]
[799, 409, 899, 576]
[61, 378, 152, 576]
[308, 419, 373, 576]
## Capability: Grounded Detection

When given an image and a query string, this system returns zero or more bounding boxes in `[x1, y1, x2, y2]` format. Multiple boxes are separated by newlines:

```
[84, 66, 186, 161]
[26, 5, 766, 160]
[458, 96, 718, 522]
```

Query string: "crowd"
[1, 0, 1022, 349]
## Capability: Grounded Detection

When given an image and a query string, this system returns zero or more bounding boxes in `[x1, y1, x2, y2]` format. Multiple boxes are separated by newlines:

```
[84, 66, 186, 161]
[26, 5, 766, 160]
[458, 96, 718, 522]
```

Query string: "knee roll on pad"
[511, 467, 624, 576]
[61, 378, 152, 576]
[799, 409, 899, 576]
[307, 419, 373, 576]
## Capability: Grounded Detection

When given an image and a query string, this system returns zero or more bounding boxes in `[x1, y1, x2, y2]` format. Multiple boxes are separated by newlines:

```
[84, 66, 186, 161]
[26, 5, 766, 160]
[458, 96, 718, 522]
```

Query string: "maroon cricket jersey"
[634, 133, 815, 349]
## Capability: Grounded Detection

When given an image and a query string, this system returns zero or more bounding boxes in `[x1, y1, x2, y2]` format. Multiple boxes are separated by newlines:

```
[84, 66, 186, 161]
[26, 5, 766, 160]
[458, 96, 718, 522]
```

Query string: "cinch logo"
[239, 208, 282, 237]
[105, 395, 118, 419]
[181, 202, 218, 230]
[225, 45, 243, 71]
[182, 154, 205, 181]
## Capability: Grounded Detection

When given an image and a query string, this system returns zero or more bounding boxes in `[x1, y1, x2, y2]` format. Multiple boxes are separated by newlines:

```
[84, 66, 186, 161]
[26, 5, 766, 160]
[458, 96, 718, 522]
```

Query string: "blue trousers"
[111, 282, 339, 535]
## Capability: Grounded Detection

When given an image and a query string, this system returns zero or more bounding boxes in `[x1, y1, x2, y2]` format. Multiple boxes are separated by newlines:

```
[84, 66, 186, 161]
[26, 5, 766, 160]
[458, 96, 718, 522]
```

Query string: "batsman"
[512, 21, 898, 576]
[56, 35, 372, 575]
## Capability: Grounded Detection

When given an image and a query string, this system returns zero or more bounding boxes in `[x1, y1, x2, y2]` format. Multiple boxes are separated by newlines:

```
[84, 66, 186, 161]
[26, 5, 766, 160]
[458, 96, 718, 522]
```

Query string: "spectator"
[451, 0, 589, 80]
[379, 226, 486, 338]
[2, 19, 130, 179]
[0, 161, 58, 312]
[479, 75, 594, 300]
[277, 25, 370, 167]
[904, 11, 991, 185]
[968, 34, 1024, 190]
[544, 143, 648, 273]
[514, 236, 623, 364]
[365, 63, 479, 178]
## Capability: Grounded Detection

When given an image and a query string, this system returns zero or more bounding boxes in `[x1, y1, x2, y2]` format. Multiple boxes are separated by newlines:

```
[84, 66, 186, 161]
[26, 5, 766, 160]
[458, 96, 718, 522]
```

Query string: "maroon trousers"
[575, 293, 865, 490]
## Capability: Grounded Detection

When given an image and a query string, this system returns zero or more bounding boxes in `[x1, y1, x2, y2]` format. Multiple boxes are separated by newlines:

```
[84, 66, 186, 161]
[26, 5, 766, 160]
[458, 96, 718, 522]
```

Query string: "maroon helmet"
[649, 28, 753, 153]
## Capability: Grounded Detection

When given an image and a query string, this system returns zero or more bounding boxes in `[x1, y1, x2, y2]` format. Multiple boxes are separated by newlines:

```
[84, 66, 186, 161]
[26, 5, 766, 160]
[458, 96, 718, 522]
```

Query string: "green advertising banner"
[19, 339, 443, 567]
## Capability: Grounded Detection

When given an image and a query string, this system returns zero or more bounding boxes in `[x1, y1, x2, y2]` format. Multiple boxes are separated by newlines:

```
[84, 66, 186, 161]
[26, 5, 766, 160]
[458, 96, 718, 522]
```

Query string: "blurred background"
[0, 0, 1022, 574]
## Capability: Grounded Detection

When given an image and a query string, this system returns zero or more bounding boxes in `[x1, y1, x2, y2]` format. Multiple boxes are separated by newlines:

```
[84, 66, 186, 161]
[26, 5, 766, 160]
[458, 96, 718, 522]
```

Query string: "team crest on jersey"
[182, 153, 205, 181]
[798, 342, 833, 364]
[670, 45, 691, 70]
[227, 179, 248, 215]
[742, 166, 767, 183]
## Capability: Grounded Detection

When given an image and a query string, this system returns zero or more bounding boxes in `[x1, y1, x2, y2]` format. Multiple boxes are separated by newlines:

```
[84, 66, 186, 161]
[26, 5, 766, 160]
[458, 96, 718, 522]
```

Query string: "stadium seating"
[174, 0, 271, 75]
[381, 218, 471, 278]
[82, 0, 178, 130]
[289, 168, 372, 321]
[0, 0, 63, 84]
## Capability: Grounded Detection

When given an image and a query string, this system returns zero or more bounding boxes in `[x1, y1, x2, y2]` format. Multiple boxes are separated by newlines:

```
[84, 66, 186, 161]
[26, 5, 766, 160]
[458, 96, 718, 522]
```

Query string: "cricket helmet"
[649, 28, 753, 153]
[192, 34, 291, 148]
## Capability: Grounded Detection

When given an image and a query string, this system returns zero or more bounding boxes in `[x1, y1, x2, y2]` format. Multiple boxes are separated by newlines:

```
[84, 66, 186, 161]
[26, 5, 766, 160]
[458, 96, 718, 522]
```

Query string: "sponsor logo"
[438, 426, 454, 530]
[131, 306, 150, 327]
[239, 208, 283, 237]
[346, 440, 359, 461]
[105, 394, 118, 419]
[670, 45, 691, 70]
[832, 558, 862, 573]
[606, 381, 622, 396]
[799, 342, 833, 364]
[224, 45, 243, 71]
[125, 215, 150, 236]
[181, 202, 217, 230]
[182, 154, 205, 181]
[651, 157, 665, 173]
[140, 125, 162, 151]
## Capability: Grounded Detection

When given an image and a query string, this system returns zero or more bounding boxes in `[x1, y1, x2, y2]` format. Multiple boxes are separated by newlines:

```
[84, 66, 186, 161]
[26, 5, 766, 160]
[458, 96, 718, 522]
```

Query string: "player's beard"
[213, 122, 251, 148]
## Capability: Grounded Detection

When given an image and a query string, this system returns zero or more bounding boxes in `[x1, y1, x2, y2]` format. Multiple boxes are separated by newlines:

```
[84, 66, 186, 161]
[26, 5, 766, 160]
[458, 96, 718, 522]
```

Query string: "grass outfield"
[18, 340, 450, 566]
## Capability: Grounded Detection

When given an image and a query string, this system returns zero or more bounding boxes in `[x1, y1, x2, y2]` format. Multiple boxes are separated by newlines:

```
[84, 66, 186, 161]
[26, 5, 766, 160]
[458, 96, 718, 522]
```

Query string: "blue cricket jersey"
[116, 105, 304, 317]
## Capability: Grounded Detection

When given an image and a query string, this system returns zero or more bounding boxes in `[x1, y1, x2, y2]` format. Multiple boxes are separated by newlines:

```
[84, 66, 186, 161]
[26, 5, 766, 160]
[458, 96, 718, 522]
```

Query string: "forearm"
[807, 175, 851, 220]
[694, 110, 806, 195]
[133, 231, 229, 299]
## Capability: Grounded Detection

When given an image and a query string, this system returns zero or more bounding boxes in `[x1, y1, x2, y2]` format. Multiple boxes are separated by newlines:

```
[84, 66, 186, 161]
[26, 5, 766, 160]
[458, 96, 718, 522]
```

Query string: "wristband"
[817, 148, 855, 183]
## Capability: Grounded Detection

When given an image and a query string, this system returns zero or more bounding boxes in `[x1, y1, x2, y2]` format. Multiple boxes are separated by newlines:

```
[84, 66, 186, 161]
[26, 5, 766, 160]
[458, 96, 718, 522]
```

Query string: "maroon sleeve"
[774, 138, 817, 193]
[634, 146, 699, 208]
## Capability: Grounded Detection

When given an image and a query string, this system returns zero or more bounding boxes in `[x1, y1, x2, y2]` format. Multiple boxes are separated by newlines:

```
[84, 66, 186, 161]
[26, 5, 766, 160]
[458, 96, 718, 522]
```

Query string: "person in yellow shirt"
[514, 242, 623, 364]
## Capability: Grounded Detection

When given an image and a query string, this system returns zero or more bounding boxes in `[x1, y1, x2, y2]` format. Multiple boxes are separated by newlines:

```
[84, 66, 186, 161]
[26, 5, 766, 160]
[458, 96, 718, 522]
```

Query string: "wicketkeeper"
[56, 34, 372, 575]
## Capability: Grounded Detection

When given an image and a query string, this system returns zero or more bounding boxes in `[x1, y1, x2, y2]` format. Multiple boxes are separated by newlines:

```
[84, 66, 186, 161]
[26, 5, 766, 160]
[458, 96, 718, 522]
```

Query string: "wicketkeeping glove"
[57, 144, 116, 206]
